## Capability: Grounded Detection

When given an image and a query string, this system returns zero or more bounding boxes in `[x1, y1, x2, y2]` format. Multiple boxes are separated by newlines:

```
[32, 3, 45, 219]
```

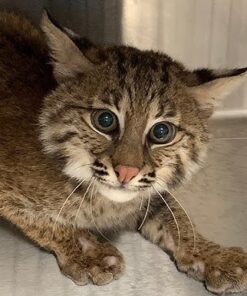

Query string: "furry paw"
[176, 247, 247, 294]
[57, 236, 125, 286]
[204, 247, 247, 294]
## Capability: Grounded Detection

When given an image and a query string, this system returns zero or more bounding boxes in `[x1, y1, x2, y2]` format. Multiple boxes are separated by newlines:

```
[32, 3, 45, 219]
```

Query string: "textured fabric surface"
[0, 117, 246, 296]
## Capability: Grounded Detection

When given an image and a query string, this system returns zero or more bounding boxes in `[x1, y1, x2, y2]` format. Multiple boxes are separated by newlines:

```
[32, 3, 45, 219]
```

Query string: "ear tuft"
[187, 67, 247, 117]
[41, 11, 93, 82]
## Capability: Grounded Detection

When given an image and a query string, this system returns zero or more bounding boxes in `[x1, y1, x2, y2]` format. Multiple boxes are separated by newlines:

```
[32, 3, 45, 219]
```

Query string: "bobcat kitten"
[0, 11, 247, 294]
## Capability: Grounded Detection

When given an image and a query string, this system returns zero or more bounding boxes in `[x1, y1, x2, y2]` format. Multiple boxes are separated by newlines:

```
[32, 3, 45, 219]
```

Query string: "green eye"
[92, 110, 118, 133]
[149, 122, 176, 144]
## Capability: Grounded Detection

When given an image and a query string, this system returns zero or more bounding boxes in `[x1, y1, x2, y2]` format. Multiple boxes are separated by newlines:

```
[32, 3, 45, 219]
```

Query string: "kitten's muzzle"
[114, 165, 140, 184]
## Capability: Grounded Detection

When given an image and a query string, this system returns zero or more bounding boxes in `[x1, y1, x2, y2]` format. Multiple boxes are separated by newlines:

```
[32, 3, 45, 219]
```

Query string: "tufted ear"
[185, 68, 247, 117]
[41, 11, 94, 82]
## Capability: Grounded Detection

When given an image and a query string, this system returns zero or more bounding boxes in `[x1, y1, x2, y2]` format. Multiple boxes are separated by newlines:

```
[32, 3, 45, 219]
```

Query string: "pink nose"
[114, 165, 140, 183]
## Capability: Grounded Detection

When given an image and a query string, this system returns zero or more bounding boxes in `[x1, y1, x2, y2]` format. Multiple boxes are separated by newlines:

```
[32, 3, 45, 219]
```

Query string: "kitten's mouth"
[95, 176, 140, 192]
[95, 179, 141, 203]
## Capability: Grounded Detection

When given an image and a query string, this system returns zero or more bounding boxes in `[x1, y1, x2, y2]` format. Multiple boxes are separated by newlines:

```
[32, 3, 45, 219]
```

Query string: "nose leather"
[114, 165, 140, 183]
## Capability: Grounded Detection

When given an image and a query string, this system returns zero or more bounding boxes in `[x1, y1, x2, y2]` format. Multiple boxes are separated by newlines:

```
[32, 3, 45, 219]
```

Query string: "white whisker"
[73, 177, 94, 226]
[157, 178, 196, 254]
[152, 184, 181, 252]
[52, 178, 88, 236]
[138, 190, 151, 230]
[90, 183, 111, 242]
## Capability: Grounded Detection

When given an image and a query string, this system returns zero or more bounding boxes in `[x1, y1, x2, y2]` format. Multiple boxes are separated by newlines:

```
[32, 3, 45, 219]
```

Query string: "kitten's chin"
[97, 183, 139, 203]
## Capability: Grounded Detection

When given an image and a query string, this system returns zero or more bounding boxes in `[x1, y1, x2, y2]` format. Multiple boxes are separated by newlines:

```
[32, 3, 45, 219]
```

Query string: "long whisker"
[156, 177, 196, 254]
[90, 183, 111, 242]
[152, 184, 181, 252]
[138, 190, 151, 230]
[52, 178, 88, 236]
[73, 177, 94, 226]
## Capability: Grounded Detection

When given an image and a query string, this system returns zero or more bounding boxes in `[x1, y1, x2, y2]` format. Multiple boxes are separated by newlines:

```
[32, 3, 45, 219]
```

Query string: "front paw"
[204, 247, 247, 294]
[176, 247, 247, 294]
[57, 236, 125, 286]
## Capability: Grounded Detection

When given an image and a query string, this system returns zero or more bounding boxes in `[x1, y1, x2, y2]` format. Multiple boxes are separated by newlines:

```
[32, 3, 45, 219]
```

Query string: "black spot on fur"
[139, 178, 153, 184]
[94, 159, 106, 169]
[195, 69, 215, 84]
[94, 169, 108, 176]
[93, 168, 109, 176]
[147, 171, 156, 178]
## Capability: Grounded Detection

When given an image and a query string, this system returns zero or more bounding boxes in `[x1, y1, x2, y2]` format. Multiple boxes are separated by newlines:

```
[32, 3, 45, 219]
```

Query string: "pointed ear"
[185, 68, 247, 117]
[41, 11, 94, 82]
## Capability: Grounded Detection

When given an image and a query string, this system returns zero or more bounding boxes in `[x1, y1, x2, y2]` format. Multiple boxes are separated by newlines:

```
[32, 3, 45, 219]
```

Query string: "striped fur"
[1, 11, 247, 292]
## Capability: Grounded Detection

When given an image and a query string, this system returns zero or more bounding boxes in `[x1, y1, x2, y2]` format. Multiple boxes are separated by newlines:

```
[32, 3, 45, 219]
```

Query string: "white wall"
[121, 0, 247, 114]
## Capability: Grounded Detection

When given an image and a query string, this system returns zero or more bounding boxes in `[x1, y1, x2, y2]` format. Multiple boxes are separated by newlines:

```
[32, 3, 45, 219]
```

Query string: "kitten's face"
[40, 14, 247, 202]
[40, 47, 209, 202]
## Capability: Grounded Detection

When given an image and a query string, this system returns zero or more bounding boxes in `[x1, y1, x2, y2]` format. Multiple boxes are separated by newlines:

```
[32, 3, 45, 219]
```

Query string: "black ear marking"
[42, 9, 60, 29]
[195, 67, 247, 84]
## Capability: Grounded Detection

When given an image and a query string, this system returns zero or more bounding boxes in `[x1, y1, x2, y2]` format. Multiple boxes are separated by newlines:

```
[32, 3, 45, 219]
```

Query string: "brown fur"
[0, 11, 247, 293]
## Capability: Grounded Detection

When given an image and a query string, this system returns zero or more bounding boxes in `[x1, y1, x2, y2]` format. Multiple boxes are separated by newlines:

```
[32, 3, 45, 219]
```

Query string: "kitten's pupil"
[92, 110, 118, 133]
[153, 123, 169, 139]
[98, 112, 114, 128]
[149, 122, 176, 144]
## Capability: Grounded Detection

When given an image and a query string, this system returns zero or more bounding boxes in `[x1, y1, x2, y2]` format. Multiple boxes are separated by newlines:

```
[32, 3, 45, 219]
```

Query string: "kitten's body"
[1, 11, 247, 294]
[0, 12, 140, 232]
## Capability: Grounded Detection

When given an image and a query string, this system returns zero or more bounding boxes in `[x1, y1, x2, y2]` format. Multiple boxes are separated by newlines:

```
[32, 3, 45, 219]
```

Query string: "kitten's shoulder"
[0, 10, 45, 50]
[0, 11, 54, 98]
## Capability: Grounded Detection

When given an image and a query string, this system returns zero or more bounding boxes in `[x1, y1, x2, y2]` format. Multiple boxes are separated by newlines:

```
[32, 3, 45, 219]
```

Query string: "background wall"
[1, 0, 247, 115]
[121, 0, 247, 115]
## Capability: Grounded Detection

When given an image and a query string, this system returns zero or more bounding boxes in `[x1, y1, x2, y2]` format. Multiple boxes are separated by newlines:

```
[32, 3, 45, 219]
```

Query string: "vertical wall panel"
[191, 0, 213, 68]
[121, 0, 247, 113]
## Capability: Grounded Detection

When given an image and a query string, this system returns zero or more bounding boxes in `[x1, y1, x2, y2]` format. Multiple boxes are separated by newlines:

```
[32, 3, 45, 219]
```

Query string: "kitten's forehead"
[102, 46, 182, 121]
[109, 46, 172, 97]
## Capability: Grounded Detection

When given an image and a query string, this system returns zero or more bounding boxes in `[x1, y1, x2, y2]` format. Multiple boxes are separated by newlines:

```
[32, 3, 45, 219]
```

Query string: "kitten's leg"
[139, 194, 247, 294]
[1, 205, 124, 285]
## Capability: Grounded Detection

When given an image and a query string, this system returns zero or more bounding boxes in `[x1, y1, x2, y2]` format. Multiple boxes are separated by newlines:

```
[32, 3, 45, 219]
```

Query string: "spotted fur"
[0, 11, 247, 293]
